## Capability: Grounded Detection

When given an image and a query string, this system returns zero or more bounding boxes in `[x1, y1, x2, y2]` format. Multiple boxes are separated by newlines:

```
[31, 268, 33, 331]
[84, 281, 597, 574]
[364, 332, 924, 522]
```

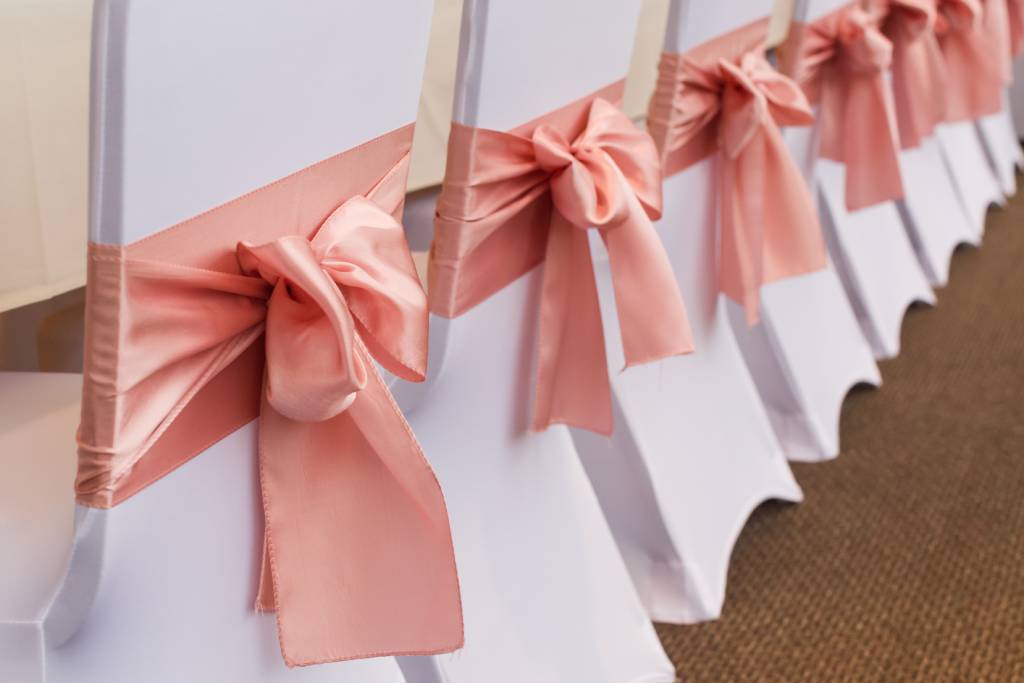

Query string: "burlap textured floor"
[657, 195, 1024, 682]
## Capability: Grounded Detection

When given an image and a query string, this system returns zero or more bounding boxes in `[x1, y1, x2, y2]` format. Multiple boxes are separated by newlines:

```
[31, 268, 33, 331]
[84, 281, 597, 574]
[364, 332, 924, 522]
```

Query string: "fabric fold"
[1010, 0, 1024, 57]
[936, 0, 1010, 121]
[648, 19, 827, 324]
[76, 126, 463, 668]
[877, 0, 948, 148]
[430, 86, 693, 436]
[781, 3, 905, 210]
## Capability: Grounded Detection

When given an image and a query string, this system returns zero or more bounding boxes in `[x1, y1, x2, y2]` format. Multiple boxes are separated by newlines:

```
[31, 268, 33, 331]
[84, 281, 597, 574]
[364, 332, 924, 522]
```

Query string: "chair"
[571, 0, 809, 624]
[933, 0, 1009, 235]
[726, 2, 882, 463]
[786, 0, 935, 359]
[392, 1, 676, 681]
[1, 1, 438, 680]
[871, 0, 983, 286]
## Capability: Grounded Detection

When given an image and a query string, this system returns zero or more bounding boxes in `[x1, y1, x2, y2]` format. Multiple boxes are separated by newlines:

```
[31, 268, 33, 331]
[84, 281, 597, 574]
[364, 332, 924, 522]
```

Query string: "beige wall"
[0, 1, 91, 314]
[0, 0, 795, 318]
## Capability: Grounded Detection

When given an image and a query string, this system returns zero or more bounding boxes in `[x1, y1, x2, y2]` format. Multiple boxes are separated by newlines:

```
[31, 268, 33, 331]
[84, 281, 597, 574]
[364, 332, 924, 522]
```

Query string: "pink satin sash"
[936, 0, 1008, 120]
[878, 0, 949, 148]
[76, 126, 463, 667]
[429, 83, 694, 436]
[781, 2, 905, 210]
[647, 18, 827, 325]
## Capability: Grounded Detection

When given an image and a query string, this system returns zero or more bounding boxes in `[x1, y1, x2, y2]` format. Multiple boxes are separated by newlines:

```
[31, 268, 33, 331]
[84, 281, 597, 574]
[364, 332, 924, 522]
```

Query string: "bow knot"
[837, 8, 894, 74]
[532, 99, 662, 231]
[717, 52, 814, 159]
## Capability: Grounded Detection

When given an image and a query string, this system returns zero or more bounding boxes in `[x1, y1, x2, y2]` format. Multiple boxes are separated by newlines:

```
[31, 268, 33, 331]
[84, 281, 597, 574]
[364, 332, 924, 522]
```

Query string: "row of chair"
[3, 0, 1019, 682]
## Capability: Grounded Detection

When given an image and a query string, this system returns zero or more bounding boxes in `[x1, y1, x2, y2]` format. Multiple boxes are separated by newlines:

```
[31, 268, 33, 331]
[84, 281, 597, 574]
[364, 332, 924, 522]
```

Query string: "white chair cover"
[898, 138, 980, 286]
[571, 0, 804, 625]
[15, 1, 435, 680]
[935, 120, 1005, 237]
[726, 0, 881, 463]
[977, 92, 1024, 197]
[393, 1, 675, 682]
[771, 128, 883, 452]
[794, 0, 934, 360]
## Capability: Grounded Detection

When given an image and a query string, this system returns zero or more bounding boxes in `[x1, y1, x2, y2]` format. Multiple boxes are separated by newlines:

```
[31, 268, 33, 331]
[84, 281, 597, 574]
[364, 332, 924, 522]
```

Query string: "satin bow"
[790, 4, 905, 210]
[936, 0, 1008, 120]
[236, 197, 426, 422]
[649, 48, 826, 324]
[430, 96, 693, 436]
[78, 177, 463, 666]
[880, 0, 948, 148]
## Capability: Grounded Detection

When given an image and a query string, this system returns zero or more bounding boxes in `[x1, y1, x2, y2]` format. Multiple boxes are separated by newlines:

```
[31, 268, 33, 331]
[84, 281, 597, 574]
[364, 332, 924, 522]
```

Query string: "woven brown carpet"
[656, 193, 1024, 682]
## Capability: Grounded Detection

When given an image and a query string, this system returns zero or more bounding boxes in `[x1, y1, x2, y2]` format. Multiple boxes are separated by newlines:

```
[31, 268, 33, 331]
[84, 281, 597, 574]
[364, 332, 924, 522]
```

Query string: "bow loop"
[312, 196, 429, 383]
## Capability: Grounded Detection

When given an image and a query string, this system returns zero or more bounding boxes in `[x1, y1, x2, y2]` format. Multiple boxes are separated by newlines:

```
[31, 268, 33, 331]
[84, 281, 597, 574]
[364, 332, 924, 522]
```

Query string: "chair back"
[52, 2, 433, 680]
[397, 2, 675, 682]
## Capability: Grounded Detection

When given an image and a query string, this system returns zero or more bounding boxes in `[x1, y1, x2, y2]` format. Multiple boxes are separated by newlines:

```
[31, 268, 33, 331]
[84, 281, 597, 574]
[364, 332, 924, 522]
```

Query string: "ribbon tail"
[842, 76, 905, 210]
[758, 122, 828, 292]
[257, 346, 463, 667]
[941, 29, 1001, 121]
[533, 214, 613, 435]
[718, 141, 765, 327]
[602, 199, 695, 367]
[890, 43, 927, 150]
